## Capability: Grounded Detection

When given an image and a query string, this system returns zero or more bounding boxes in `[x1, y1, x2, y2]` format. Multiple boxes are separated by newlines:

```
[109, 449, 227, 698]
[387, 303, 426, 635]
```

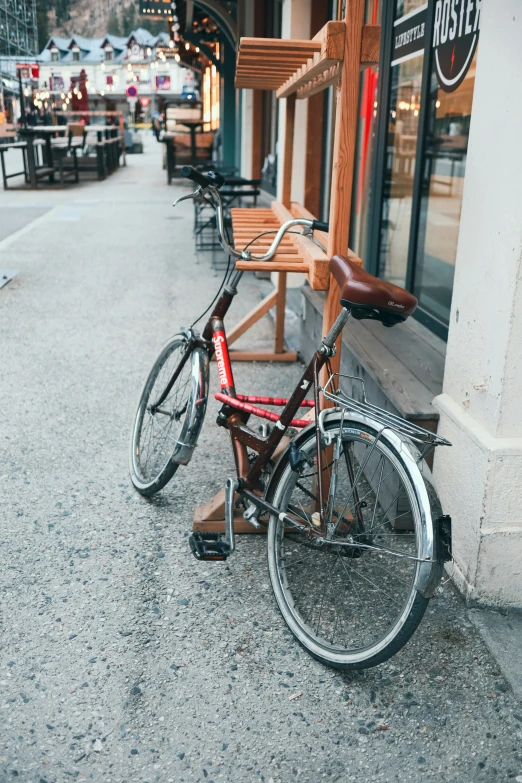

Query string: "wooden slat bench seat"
[231, 201, 335, 291]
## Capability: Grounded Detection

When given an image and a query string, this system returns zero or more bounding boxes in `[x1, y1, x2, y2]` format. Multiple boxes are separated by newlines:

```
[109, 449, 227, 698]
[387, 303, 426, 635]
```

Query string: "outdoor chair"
[0, 124, 29, 189]
[50, 123, 86, 184]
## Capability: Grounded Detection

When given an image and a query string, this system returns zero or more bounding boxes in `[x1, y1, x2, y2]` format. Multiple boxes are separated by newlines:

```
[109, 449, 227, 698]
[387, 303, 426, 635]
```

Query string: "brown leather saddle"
[329, 254, 418, 327]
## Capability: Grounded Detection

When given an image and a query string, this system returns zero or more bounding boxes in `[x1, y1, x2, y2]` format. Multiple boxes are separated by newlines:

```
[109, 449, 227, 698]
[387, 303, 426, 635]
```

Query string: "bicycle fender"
[264, 411, 443, 599]
[171, 344, 209, 466]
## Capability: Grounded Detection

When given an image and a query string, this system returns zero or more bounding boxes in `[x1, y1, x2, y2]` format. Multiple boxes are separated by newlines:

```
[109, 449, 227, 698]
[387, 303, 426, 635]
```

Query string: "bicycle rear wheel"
[129, 333, 208, 496]
[267, 418, 431, 670]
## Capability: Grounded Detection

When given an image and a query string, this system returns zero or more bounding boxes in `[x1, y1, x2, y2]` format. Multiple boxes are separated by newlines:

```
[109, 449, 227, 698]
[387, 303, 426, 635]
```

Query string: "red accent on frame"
[236, 394, 314, 408]
[212, 330, 234, 390]
[215, 392, 312, 429]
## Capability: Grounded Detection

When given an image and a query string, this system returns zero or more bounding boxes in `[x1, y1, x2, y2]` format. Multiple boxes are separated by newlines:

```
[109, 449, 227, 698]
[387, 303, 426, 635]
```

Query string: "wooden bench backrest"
[68, 122, 85, 137]
[0, 123, 16, 139]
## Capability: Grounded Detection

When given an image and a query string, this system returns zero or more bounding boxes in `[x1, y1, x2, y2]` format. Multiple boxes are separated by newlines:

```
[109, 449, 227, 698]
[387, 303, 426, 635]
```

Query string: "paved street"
[1, 137, 522, 783]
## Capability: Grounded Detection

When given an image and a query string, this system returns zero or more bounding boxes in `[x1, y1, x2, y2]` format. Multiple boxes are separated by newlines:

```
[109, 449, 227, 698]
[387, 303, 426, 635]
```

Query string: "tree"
[107, 7, 121, 36]
[121, 2, 138, 36]
[36, 0, 49, 52]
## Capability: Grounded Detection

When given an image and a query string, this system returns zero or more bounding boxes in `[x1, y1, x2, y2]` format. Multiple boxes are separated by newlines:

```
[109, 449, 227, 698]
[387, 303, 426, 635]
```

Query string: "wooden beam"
[281, 94, 296, 208]
[276, 21, 345, 99]
[296, 63, 341, 99]
[322, 0, 366, 387]
[274, 272, 287, 354]
[229, 350, 298, 362]
[238, 37, 321, 52]
[361, 24, 381, 67]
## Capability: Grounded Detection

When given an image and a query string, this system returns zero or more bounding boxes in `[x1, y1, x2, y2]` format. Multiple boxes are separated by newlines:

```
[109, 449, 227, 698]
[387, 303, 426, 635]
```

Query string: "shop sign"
[156, 75, 171, 91]
[391, 4, 427, 67]
[16, 62, 39, 79]
[433, 0, 481, 92]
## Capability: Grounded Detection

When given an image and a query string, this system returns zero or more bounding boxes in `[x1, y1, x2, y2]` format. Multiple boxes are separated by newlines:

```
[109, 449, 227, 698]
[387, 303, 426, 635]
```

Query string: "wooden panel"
[322, 0, 366, 385]
[296, 64, 341, 99]
[230, 204, 333, 290]
[236, 260, 308, 273]
[276, 21, 345, 99]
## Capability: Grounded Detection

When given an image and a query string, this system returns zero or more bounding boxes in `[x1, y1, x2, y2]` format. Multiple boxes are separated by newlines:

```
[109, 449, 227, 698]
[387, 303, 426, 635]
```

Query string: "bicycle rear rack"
[321, 373, 451, 448]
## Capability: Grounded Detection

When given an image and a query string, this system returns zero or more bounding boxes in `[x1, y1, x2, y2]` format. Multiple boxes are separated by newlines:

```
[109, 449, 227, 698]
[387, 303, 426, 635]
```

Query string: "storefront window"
[413, 50, 477, 333]
[350, 0, 382, 261]
[377, 0, 427, 288]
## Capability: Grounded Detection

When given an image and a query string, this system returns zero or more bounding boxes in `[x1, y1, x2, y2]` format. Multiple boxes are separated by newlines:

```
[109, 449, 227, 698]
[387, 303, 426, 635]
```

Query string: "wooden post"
[322, 0, 366, 386]
[281, 93, 296, 208]
[274, 272, 287, 354]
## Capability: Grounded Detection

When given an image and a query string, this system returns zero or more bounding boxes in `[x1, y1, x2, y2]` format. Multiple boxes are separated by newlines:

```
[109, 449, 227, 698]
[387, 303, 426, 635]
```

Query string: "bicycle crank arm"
[241, 490, 311, 535]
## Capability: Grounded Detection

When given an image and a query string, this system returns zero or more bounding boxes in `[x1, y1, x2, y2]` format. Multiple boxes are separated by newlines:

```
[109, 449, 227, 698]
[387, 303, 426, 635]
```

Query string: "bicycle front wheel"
[130, 333, 209, 496]
[267, 418, 430, 670]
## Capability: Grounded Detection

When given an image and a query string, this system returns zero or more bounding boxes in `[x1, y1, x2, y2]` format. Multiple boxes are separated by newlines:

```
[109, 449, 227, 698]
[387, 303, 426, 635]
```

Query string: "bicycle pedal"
[189, 532, 230, 562]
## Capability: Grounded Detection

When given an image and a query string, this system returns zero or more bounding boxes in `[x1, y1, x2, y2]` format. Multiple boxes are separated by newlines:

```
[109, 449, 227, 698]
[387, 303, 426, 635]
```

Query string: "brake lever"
[302, 225, 327, 254]
[173, 187, 202, 208]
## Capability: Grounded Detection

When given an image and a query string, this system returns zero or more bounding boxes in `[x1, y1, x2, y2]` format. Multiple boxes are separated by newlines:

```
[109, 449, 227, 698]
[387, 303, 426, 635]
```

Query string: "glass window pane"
[350, 0, 382, 261]
[378, 39, 423, 287]
[413, 48, 478, 332]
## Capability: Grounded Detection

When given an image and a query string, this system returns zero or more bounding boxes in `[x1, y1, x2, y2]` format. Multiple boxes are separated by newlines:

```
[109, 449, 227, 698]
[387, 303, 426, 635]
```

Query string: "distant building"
[0, 0, 38, 121]
[0, 0, 38, 57]
[37, 28, 198, 119]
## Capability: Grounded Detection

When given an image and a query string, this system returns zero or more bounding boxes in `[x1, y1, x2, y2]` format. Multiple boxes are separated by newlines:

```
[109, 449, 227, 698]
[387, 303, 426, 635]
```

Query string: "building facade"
[235, 0, 521, 608]
[0, 0, 38, 122]
[37, 29, 195, 119]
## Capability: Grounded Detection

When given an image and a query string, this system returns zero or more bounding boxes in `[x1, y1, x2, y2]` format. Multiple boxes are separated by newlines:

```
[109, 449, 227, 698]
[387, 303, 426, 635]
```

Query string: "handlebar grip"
[180, 165, 213, 188]
[312, 220, 329, 233]
[180, 165, 225, 190]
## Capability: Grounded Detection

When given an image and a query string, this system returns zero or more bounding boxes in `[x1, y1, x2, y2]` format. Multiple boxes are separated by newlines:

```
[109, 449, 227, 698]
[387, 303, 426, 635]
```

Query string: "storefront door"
[371, 0, 479, 339]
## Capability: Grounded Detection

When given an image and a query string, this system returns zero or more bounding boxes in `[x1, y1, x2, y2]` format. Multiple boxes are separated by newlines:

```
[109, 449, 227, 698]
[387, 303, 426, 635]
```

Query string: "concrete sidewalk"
[1, 137, 521, 783]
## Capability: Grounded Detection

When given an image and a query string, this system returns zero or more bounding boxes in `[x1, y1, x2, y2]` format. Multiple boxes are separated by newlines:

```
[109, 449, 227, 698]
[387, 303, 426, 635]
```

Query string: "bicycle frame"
[162, 265, 351, 537]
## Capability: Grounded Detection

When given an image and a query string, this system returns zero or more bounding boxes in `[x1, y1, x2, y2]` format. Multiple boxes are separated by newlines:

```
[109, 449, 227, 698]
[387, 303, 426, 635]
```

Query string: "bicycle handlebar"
[180, 165, 225, 190]
[178, 166, 328, 263]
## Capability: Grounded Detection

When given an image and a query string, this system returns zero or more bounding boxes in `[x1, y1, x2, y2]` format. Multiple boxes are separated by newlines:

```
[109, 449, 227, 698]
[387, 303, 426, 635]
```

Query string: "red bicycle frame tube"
[212, 328, 235, 393]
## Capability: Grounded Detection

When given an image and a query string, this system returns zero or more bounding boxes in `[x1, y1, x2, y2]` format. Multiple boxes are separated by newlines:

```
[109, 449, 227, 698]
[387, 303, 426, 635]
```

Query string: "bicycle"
[129, 166, 453, 671]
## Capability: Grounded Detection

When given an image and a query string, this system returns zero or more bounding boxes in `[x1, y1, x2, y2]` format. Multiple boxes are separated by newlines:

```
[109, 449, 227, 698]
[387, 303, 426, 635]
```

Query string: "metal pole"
[17, 68, 26, 126]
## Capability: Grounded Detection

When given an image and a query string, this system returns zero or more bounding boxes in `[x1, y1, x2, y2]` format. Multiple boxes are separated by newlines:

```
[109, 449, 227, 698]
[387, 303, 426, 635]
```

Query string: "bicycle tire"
[129, 333, 208, 496]
[267, 418, 431, 670]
